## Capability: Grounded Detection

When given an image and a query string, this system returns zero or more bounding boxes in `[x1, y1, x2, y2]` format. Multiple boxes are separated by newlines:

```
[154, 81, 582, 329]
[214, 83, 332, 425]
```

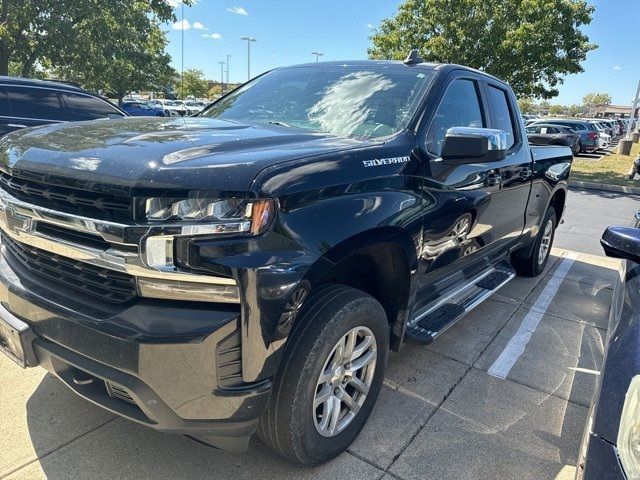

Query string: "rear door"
[60, 92, 125, 121]
[0, 85, 65, 136]
[484, 81, 532, 250]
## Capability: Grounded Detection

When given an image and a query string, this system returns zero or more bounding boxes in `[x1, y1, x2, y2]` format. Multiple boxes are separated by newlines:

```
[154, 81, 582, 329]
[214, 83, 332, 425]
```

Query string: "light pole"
[312, 52, 324, 62]
[218, 61, 225, 95]
[241, 36, 256, 81]
[226, 54, 231, 85]
[180, 1, 184, 100]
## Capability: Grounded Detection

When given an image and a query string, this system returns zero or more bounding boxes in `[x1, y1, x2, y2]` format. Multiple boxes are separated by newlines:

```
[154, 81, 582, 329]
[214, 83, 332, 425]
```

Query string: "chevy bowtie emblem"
[4, 207, 34, 234]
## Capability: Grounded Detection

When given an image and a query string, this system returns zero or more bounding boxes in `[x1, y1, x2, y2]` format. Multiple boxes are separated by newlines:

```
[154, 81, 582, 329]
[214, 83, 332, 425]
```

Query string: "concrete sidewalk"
[0, 249, 620, 480]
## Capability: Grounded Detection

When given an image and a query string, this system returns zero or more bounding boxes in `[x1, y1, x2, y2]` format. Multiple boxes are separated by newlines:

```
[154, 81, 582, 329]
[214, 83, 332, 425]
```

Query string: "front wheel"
[257, 284, 389, 466]
[512, 207, 556, 277]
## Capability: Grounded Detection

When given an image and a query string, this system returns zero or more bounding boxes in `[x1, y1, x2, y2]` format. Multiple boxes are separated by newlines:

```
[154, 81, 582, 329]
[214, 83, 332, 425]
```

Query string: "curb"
[569, 180, 640, 195]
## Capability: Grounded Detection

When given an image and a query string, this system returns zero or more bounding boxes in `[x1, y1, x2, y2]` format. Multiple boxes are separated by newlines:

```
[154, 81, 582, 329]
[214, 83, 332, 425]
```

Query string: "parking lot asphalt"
[0, 240, 621, 480]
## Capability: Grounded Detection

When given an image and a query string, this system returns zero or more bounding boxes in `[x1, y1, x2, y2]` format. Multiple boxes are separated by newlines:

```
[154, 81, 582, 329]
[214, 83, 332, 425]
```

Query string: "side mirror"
[601, 226, 640, 264]
[441, 127, 508, 164]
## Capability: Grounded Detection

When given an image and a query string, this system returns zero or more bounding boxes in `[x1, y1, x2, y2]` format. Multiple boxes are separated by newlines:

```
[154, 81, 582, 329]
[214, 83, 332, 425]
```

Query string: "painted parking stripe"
[487, 253, 578, 379]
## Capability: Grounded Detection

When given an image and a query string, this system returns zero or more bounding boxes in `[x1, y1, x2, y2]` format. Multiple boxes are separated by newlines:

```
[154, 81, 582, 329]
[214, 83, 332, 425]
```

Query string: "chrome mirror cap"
[445, 127, 508, 151]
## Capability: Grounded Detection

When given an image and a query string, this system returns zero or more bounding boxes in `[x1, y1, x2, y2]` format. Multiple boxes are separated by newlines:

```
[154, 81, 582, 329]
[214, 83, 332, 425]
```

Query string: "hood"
[0, 117, 366, 195]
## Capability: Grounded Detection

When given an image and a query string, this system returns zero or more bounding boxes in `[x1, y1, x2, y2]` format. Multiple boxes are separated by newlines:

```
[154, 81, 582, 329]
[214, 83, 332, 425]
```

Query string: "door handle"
[484, 173, 502, 187]
[7, 123, 28, 128]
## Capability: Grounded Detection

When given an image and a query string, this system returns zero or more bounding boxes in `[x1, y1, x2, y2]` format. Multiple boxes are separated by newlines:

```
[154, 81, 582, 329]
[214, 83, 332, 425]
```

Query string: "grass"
[571, 142, 640, 187]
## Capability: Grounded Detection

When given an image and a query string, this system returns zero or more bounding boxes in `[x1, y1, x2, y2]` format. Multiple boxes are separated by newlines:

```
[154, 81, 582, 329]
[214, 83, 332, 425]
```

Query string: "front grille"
[1, 234, 137, 304]
[105, 381, 136, 404]
[0, 172, 133, 221]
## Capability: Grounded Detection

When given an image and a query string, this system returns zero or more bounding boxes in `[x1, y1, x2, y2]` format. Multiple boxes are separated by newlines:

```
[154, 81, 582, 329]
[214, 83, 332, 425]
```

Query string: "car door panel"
[413, 75, 505, 311]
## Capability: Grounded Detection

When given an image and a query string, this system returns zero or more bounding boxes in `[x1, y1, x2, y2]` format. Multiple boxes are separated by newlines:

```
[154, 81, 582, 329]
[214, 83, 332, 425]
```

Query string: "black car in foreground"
[0, 56, 572, 465]
[0, 76, 126, 137]
[577, 217, 640, 479]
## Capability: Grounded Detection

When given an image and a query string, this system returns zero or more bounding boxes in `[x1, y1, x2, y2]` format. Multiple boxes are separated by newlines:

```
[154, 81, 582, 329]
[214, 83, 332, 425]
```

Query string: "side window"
[62, 93, 123, 121]
[426, 79, 484, 156]
[486, 85, 515, 149]
[4, 86, 63, 120]
[0, 87, 8, 116]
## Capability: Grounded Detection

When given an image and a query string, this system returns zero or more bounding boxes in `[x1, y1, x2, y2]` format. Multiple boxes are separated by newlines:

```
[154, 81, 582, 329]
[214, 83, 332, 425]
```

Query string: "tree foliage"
[548, 104, 565, 115]
[368, 0, 596, 99]
[582, 92, 612, 107]
[517, 97, 536, 114]
[0, 0, 183, 103]
[176, 69, 209, 99]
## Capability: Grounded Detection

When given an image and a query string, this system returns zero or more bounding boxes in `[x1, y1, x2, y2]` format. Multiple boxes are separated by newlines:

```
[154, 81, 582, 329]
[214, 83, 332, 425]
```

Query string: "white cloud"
[192, 21, 206, 30]
[227, 6, 248, 15]
[172, 19, 191, 30]
[202, 33, 223, 39]
[613, 65, 621, 71]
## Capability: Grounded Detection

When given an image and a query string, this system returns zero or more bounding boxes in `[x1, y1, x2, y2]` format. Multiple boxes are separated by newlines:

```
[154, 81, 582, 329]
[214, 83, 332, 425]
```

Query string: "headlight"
[618, 375, 640, 480]
[145, 197, 274, 235]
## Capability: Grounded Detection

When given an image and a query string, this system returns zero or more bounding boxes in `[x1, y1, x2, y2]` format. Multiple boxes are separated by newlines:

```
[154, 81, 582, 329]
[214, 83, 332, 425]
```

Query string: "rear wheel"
[512, 207, 556, 277]
[257, 284, 389, 466]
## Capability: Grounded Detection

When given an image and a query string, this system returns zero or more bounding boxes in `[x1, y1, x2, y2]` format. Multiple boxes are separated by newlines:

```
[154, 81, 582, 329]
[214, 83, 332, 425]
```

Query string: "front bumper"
[0, 251, 271, 450]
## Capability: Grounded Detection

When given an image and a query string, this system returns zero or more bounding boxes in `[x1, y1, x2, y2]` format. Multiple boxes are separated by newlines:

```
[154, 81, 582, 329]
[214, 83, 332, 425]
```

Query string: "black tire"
[512, 207, 557, 277]
[257, 284, 389, 466]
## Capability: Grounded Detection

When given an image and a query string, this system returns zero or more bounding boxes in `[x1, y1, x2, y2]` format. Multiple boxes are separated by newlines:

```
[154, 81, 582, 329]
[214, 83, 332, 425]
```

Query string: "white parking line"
[487, 253, 578, 379]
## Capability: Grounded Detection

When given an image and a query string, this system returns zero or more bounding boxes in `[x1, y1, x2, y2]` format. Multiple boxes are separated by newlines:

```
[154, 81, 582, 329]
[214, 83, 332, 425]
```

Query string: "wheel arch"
[302, 226, 419, 351]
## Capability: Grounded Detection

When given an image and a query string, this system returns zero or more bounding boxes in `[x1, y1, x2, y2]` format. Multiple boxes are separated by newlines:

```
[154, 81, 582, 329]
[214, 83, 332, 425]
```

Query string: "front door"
[413, 76, 505, 312]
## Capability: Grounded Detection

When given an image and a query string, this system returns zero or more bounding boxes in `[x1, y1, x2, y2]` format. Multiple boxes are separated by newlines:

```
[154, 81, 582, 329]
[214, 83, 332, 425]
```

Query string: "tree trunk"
[118, 94, 124, 107]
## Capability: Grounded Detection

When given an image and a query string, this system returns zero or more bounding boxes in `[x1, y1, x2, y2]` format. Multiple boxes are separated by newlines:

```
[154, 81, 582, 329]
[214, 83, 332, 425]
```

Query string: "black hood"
[0, 117, 366, 195]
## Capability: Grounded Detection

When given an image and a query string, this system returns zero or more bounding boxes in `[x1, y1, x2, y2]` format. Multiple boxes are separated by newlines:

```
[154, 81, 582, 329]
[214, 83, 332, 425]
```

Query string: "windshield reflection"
[200, 65, 433, 139]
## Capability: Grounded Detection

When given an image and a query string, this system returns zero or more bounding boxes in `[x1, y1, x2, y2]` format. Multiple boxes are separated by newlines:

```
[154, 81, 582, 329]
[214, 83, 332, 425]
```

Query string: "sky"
[165, 0, 640, 106]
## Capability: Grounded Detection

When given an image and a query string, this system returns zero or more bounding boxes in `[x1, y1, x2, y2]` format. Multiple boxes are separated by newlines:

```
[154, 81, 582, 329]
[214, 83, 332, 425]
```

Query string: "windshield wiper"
[268, 121, 299, 128]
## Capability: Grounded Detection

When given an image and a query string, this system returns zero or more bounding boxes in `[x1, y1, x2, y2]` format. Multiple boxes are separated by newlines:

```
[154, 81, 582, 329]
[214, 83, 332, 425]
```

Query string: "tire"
[257, 284, 389, 466]
[512, 207, 557, 277]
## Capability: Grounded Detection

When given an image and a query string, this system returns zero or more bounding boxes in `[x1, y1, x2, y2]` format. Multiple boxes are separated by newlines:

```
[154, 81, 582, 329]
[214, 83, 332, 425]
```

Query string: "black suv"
[0, 76, 126, 137]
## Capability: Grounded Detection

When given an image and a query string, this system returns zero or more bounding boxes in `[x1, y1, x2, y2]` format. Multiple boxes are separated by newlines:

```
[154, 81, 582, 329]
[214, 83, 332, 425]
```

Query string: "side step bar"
[404, 262, 516, 345]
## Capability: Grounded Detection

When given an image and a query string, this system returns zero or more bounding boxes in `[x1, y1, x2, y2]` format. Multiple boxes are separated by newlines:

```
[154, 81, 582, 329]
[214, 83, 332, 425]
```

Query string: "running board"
[404, 262, 516, 345]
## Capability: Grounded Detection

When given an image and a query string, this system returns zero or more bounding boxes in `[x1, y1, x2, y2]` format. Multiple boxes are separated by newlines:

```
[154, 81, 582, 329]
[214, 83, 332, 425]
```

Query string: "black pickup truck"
[0, 56, 572, 466]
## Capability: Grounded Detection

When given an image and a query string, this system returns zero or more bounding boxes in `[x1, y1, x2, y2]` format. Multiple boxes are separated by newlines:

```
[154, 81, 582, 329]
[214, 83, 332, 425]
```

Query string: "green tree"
[54, 4, 176, 105]
[518, 97, 536, 114]
[548, 104, 566, 116]
[582, 92, 612, 107]
[0, 1, 179, 77]
[368, 0, 596, 99]
[176, 69, 209, 99]
[566, 104, 583, 117]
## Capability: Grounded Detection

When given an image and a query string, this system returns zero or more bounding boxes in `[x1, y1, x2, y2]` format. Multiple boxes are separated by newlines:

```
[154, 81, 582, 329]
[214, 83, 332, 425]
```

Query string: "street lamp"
[226, 54, 231, 85]
[312, 52, 324, 62]
[241, 36, 256, 81]
[218, 61, 225, 95]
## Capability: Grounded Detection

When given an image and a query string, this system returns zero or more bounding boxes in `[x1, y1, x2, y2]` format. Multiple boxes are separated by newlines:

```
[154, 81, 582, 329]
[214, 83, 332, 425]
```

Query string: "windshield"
[200, 65, 434, 139]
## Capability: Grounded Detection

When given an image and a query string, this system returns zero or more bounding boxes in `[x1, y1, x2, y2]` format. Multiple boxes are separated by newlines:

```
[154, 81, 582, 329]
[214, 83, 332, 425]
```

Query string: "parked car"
[587, 121, 612, 150]
[0, 76, 126, 137]
[525, 123, 580, 154]
[148, 99, 187, 116]
[184, 100, 206, 115]
[0, 56, 572, 465]
[529, 118, 599, 153]
[576, 216, 640, 480]
[121, 100, 165, 117]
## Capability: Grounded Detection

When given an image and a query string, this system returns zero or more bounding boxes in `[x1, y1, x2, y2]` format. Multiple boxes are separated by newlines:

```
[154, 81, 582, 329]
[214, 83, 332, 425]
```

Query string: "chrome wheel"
[313, 326, 377, 437]
[538, 219, 553, 266]
[450, 217, 471, 244]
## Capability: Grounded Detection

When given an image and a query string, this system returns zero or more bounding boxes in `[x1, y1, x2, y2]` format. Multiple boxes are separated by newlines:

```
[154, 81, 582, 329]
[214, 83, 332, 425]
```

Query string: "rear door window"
[486, 85, 515, 149]
[62, 93, 123, 121]
[4, 86, 64, 120]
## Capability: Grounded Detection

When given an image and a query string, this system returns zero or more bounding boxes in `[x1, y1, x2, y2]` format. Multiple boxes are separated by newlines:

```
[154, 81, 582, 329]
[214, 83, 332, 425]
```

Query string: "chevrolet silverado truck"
[0, 54, 572, 466]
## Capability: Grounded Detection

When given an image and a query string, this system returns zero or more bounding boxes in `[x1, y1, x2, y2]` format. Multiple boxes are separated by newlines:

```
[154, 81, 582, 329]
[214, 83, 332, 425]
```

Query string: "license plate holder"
[0, 304, 36, 368]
